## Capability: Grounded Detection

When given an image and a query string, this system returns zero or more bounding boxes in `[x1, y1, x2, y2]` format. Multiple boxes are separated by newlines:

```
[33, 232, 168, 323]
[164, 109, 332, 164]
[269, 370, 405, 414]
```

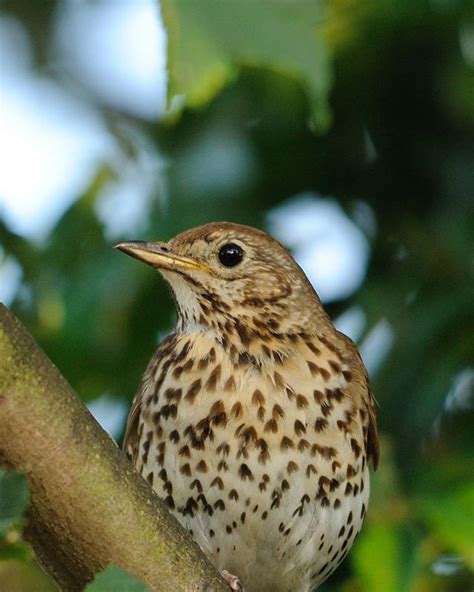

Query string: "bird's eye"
[218, 243, 244, 267]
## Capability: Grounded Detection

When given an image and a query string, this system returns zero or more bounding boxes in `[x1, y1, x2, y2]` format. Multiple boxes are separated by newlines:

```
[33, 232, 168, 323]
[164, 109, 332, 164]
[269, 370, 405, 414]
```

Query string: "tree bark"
[0, 304, 227, 592]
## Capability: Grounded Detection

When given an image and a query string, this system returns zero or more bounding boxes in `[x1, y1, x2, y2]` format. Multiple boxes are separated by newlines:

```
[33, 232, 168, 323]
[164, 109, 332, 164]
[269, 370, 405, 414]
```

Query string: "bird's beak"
[115, 241, 211, 274]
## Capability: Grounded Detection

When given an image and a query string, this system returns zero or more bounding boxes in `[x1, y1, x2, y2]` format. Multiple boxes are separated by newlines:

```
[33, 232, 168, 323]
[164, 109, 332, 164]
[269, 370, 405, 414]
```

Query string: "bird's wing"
[123, 379, 147, 462]
[337, 331, 380, 470]
[123, 333, 178, 462]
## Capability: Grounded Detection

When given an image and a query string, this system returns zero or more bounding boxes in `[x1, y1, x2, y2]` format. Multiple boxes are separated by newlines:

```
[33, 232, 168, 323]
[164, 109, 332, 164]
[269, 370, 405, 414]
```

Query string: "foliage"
[0, 469, 56, 590]
[85, 565, 151, 592]
[0, 469, 29, 560]
[0, 0, 473, 590]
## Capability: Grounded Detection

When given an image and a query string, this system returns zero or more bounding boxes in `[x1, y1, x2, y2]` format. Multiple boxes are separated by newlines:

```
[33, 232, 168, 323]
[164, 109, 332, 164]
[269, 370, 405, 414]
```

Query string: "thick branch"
[0, 304, 227, 592]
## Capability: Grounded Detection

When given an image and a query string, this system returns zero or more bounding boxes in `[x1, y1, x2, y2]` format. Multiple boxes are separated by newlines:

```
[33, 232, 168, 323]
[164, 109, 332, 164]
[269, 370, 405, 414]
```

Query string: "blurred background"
[0, 1, 473, 591]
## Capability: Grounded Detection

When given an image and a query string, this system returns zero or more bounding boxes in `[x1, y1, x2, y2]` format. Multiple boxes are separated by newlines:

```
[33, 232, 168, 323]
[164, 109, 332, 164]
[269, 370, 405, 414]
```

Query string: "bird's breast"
[134, 330, 370, 591]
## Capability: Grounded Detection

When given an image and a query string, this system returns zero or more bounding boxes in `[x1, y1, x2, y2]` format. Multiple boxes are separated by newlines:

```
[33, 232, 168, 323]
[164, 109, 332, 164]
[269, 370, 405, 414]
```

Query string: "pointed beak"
[114, 241, 211, 274]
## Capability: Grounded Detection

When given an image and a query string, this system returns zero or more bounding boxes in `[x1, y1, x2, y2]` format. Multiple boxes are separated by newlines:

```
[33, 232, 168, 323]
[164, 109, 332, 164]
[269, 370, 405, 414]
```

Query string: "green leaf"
[161, 0, 332, 129]
[352, 523, 402, 592]
[416, 485, 474, 569]
[0, 470, 29, 537]
[85, 565, 151, 592]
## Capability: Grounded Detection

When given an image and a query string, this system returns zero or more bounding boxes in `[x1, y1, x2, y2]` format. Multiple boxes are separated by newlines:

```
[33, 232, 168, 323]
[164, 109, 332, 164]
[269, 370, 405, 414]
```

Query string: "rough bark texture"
[0, 304, 228, 592]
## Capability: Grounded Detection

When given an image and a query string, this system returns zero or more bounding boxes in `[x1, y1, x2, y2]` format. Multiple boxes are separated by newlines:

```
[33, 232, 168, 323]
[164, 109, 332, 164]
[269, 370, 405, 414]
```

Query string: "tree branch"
[0, 304, 227, 592]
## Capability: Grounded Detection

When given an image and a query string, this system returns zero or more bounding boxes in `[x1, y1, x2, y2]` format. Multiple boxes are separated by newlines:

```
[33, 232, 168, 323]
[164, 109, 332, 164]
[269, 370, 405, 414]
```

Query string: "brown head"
[116, 222, 331, 336]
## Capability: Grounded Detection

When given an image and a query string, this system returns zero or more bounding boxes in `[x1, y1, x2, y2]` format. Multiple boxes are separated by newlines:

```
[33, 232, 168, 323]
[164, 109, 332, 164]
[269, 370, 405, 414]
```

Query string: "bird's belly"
[174, 463, 369, 592]
[135, 336, 372, 591]
[140, 400, 370, 592]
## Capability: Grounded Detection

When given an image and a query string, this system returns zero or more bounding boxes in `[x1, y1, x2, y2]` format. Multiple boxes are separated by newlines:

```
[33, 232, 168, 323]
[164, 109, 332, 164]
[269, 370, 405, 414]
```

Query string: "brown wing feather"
[336, 331, 380, 470]
[123, 332, 178, 462]
[123, 382, 145, 462]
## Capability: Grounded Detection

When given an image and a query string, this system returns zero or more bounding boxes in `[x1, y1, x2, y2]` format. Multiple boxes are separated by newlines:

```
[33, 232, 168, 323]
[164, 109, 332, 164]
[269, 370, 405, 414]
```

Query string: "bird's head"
[116, 222, 328, 337]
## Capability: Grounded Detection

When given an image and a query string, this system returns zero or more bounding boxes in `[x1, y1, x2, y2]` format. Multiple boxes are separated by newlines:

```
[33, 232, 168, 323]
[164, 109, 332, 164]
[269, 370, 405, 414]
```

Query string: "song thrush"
[117, 222, 379, 592]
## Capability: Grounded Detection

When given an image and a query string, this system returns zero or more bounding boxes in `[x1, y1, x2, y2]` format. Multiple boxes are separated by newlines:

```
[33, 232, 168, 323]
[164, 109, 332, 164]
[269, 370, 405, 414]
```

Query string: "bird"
[116, 222, 379, 592]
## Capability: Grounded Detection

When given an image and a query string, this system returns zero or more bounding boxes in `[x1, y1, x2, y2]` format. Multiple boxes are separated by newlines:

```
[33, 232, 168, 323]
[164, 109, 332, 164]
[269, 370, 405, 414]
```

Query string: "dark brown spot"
[224, 376, 236, 392]
[169, 429, 180, 444]
[239, 463, 254, 481]
[229, 489, 239, 501]
[319, 367, 331, 381]
[313, 389, 324, 403]
[272, 404, 284, 419]
[172, 366, 184, 379]
[210, 476, 223, 489]
[185, 379, 202, 403]
[273, 372, 284, 389]
[264, 418, 278, 433]
[351, 438, 362, 458]
[164, 388, 182, 402]
[342, 370, 353, 382]
[182, 358, 194, 373]
[209, 399, 224, 416]
[287, 461, 298, 474]
[307, 361, 320, 376]
[231, 401, 243, 419]
[235, 320, 251, 346]
[160, 404, 178, 420]
[294, 419, 306, 436]
[214, 499, 225, 511]
[258, 445, 270, 465]
[196, 459, 208, 473]
[218, 460, 228, 472]
[180, 463, 191, 476]
[315, 417, 328, 432]
[280, 436, 294, 451]
[347, 464, 356, 478]
[306, 464, 317, 477]
[190, 479, 202, 492]
[311, 444, 337, 459]
[241, 425, 258, 443]
[217, 442, 230, 456]
[305, 341, 321, 355]
[320, 401, 333, 417]
[198, 356, 209, 370]
[205, 364, 221, 391]
[298, 439, 310, 452]
[296, 394, 309, 409]
[252, 389, 265, 406]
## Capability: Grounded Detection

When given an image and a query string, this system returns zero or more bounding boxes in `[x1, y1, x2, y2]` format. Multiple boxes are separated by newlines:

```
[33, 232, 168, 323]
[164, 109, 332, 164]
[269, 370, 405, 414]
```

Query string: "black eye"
[218, 243, 244, 267]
